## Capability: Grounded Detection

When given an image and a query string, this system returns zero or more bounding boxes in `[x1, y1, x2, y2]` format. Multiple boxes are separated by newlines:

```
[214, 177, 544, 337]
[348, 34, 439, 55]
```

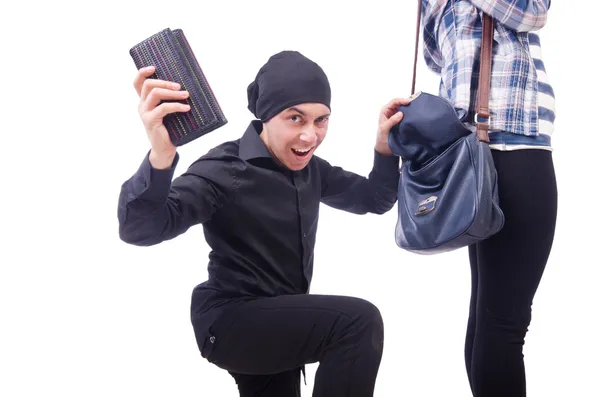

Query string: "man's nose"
[299, 127, 317, 144]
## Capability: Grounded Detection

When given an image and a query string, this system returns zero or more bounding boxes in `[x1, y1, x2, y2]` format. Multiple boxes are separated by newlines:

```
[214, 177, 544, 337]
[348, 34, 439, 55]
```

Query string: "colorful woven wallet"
[129, 28, 227, 146]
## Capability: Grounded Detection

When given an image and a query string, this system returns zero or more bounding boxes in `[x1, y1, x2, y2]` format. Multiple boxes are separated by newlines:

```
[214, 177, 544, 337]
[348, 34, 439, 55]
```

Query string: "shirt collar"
[239, 120, 273, 161]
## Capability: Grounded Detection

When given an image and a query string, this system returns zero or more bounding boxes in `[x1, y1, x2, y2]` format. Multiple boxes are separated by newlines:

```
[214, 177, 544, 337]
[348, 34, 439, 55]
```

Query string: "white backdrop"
[2, 0, 599, 396]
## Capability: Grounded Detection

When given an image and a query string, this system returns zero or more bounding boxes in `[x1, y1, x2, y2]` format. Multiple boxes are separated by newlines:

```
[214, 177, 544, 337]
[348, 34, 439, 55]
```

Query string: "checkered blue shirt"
[421, 0, 555, 142]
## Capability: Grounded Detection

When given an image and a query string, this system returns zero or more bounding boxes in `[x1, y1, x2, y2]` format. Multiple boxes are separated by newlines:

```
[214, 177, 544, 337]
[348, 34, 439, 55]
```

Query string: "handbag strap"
[411, 0, 493, 142]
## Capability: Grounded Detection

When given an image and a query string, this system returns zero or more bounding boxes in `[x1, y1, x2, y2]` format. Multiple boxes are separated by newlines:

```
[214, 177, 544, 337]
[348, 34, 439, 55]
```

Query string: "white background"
[2, 0, 599, 396]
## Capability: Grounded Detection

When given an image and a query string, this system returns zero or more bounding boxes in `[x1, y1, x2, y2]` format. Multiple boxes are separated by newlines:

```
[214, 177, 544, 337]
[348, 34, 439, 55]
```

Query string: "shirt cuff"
[131, 150, 179, 203]
[372, 150, 400, 177]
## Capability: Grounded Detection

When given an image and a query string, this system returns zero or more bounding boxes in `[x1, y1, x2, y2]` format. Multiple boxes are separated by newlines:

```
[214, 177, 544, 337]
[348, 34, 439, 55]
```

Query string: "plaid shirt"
[421, 0, 553, 139]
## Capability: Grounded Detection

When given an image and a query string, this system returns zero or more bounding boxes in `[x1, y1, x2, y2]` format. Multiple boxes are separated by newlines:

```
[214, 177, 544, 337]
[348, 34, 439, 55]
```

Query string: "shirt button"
[303, 233, 307, 238]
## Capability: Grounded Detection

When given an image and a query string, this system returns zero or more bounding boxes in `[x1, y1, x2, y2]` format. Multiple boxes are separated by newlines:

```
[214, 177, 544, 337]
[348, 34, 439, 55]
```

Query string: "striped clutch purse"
[129, 28, 227, 146]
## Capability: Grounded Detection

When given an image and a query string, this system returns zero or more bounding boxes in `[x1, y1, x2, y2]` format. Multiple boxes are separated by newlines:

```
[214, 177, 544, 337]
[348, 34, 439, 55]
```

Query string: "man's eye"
[290, 115, 302, 122]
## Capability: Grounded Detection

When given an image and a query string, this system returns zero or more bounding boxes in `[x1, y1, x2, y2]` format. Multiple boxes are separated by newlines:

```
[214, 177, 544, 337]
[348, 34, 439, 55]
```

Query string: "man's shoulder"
[186, 138, 243, 175]
[203, 138, 242, 160]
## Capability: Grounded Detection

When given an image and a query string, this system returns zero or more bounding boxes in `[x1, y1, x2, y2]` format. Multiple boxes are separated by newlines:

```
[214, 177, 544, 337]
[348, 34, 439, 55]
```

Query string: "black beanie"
[247, 50, 331, 122]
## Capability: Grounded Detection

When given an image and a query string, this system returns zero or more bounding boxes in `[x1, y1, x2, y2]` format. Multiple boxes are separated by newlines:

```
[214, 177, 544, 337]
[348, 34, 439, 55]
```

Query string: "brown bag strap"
[411, 0, 493, 142]
[476, 12, 493, 142]
[410, 0, 423, 96]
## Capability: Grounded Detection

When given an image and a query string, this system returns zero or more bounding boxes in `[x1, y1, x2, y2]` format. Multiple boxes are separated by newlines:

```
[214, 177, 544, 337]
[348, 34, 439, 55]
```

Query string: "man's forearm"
[117, 151, 180, 246]
[319, 151, 400, 215]
[366, 151, 400, 213]
[117, 151, 229, 246]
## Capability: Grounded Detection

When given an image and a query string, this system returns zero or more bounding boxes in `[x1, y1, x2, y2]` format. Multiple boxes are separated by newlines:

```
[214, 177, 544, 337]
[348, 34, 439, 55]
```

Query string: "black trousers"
[465, 149, 558, 396]
[199, 294, 384, 397]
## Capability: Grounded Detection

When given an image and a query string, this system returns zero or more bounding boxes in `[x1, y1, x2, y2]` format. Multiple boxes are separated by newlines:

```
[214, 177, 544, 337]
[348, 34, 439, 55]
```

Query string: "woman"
[420, 1, 557, 396]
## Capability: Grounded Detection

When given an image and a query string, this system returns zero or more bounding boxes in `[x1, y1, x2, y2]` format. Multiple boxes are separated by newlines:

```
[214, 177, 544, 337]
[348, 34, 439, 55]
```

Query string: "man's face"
[260, 103, 330, 171]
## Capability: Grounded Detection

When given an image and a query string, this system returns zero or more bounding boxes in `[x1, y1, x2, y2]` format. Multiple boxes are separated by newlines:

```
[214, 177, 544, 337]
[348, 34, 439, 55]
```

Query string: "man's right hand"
[133, 66, 190, 169]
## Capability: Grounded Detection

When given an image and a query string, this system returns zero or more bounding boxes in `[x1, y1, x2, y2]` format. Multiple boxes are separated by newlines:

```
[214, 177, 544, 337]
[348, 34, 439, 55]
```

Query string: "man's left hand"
[375, 97, 411, 156]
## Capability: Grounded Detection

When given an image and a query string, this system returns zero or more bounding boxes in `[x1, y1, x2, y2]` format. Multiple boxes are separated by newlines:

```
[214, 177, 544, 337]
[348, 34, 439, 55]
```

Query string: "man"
[118, 50, 408, 396]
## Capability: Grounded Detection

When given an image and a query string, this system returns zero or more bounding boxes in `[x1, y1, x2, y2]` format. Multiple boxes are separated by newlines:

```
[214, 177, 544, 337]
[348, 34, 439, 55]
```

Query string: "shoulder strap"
[410, 0, 423, 96]
[475, 12, 493, 142]
[411, 0, 493, 142]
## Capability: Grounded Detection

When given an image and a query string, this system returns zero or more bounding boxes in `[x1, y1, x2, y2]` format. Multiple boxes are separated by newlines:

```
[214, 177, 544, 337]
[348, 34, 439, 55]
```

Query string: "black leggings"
[201, 294, 384, 397]
[465, 149, 558, 396]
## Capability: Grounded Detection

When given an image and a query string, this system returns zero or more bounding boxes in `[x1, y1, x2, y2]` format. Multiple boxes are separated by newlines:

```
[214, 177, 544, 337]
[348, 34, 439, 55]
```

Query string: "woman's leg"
[465, 243, 479, 392]
[196, 293, 385, 397]
[468, 149, 558, 396]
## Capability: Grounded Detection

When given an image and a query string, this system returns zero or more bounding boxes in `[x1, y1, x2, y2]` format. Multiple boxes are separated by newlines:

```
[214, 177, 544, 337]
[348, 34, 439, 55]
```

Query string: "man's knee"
[348, 296, 383, 321]
[345, 297, 384, 350]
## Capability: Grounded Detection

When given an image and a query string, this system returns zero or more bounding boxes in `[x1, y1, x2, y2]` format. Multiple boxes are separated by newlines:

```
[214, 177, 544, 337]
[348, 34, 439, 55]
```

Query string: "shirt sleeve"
[117, 150, 234, 246]
[317, 150, 400, 215]
[467, 0, 550, 31]
[421, 0, 446, 75]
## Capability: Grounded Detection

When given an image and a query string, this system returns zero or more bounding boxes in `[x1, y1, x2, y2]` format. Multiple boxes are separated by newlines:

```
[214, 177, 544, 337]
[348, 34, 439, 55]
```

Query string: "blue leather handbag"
[388, 4, 504, 254]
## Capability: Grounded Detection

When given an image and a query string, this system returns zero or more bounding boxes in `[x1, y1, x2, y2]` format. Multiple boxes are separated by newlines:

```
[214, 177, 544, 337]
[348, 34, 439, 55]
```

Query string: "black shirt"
[117, 120, 400, 332]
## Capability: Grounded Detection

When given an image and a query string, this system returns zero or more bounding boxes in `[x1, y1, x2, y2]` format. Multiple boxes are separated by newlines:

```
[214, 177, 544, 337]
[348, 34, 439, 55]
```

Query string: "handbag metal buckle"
[474, 112, 490, 124]
[416, 196, 437, 216]
[408, 91, 422, 102]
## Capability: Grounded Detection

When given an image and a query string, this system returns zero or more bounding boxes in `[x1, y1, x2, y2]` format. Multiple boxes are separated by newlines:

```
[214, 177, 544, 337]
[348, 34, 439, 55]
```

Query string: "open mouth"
[291, 148, 312, 158]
